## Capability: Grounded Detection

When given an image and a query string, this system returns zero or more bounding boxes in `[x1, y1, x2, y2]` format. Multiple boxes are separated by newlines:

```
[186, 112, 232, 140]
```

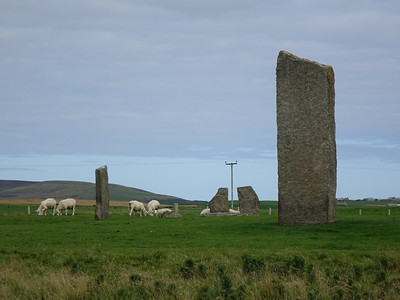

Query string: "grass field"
[1, 201, 400, 299]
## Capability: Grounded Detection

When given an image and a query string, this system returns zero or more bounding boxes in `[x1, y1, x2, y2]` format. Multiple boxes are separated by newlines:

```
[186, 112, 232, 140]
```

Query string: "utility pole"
[225, 161, 237, 209]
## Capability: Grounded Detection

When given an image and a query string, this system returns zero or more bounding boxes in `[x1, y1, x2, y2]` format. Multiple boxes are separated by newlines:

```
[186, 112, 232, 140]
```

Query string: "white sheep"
[55, 198, 76, 216]
[36, 198, 57, 216]
[200, 208, 210, 216]
[147, 200, 160, 216]
[199, 208, 240, 216]
[156, 208, 172, 217]
[229, 208, 241, 215]
[128, 200, 147, 217]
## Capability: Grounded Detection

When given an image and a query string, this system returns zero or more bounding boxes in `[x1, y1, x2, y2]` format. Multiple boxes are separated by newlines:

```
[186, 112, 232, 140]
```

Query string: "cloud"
[337, 139, 400, 164]
[0, 167, 38, 172]
[0, 0, 399, 165]
[1, 0, 400, 200]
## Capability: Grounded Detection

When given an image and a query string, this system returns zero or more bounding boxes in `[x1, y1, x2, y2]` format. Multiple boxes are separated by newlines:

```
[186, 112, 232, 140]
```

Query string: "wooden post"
[95, 165, 109, 220]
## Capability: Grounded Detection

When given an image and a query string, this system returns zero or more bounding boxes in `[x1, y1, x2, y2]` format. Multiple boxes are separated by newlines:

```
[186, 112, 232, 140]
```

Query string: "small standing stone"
[209, 188, 229, 213]
[237, 186, 260, 215]
[95, 165, 109, 220]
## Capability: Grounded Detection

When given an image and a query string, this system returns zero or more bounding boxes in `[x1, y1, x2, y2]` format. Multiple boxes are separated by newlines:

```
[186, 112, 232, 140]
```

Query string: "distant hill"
[0, 180, 204, 205]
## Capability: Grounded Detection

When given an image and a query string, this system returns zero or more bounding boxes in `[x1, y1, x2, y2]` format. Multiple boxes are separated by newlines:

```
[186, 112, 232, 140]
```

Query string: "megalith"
[95, 165, 109, 220]
[209, 187, 229, 213]
[237, 186, 260, 215]
[276, 50, 337, 226]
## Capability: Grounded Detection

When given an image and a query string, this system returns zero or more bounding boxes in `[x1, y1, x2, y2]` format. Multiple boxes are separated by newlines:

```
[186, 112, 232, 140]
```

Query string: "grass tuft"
[242, 254, 266, 275]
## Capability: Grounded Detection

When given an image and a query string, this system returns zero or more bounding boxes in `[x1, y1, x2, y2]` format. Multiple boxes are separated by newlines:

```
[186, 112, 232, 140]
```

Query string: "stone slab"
[209, 187, 229, 213]
[237, 186, 260, 215]
[276, 50, 337, 226]
[95, 165, 109, 220]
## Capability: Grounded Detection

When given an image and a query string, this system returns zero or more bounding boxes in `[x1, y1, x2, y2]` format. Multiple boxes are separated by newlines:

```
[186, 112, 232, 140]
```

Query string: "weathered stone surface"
[160, 211, 182, 218]
[95, 165, 109, 220]
[276, 50, 336, 226]
[209, 188, 229, 213]
[237, 186, 260, 215]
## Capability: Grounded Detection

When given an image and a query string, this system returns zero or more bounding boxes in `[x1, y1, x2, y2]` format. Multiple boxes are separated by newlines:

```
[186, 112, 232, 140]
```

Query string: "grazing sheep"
[200, 208, 241, 216]
[56, 198, 76, 216]
[200, 208, 210, 216]
[36, 198, 57, 216]
[156, 208, 172, 217]
[229, 208, 241, 215]
[147, 200, 160, 216]
[128, 200, 147, 217]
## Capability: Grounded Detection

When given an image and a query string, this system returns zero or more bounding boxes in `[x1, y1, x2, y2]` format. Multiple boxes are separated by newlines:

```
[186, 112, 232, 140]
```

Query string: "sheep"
[128, 200, 147, 217]
[156, 208, 172, 217]
[147, 200, 160, 216]
[55, 198, 76, 216]
[36, 198, 57, 216]
[229, 208, 241, 215]
[200, 208, 210, 216]
[199, 208, 240, 216]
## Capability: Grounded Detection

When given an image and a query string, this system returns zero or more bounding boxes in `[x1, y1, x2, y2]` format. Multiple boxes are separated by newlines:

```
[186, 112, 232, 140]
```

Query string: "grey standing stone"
[209, 187, 229, 213]
[95, 165, 109, 220]
[276, 50, 336, 226]
[237, 186, 260, 215]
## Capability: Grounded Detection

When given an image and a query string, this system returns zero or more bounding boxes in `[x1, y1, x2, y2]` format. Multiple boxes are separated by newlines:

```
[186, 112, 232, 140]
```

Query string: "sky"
[1, 0, 399, 201]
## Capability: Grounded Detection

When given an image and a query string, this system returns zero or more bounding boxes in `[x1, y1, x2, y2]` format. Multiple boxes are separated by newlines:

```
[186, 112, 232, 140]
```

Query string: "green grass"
[1, 203, 400, 299]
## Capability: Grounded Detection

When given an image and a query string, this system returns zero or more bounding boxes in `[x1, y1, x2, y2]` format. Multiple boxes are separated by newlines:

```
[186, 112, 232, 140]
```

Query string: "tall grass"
[1, 249, 399, 299]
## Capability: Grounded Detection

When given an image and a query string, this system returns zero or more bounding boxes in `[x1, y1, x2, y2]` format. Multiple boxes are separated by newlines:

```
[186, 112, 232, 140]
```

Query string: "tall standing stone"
[95, 165, 109, 220]
[237, 186, 260, 215]
[276, 50, 336, 226]
[209, 187, 229, 213]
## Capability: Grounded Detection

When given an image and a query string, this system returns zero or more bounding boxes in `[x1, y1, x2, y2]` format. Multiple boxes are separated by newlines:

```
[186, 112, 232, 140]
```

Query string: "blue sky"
[1, 0, 399, 200]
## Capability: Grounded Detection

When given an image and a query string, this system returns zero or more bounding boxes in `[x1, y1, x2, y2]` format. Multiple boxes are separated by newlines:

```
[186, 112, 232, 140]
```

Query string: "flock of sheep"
[128, 200, 172, 217]
[36, 198, 242, 217]
[35, 198, 172, 217]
